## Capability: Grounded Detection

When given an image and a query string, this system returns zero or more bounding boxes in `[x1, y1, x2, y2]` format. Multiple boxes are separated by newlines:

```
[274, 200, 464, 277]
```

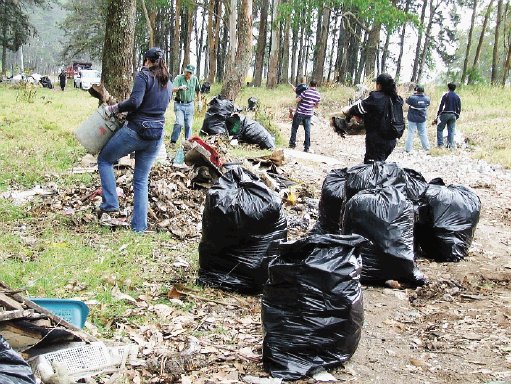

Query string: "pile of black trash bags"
[196, 163, 481, 380]
[197, 167, 368, 379]
[201, 96, 275, 149]
[314, 161, 481, 285]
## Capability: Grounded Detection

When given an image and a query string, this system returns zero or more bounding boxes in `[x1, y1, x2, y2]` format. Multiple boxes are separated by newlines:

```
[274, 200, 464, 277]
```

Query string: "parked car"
[74, 69, 101, 90]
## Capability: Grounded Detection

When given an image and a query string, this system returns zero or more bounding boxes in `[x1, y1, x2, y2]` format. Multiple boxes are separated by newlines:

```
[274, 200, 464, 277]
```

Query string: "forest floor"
[1, 84, 511, 383]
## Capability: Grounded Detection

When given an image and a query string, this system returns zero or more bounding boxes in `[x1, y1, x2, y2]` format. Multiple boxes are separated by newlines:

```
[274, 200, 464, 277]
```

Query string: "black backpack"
[381, 96, 405, 140]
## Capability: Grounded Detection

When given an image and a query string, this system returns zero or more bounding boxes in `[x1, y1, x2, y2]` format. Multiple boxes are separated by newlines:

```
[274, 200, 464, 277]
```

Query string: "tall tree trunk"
[196, 6, 206, 80]
[207, 0, 221, 83]
[312, 7, 331, 84]
[395, 0, 411, 81]
[102, 0, 136, 100]
[140, 0, 154, 47]
[253, 0, 269, 86]
[266, 0, 280, 88]
[290, 20, 298, 84]
[461, 0, 478, 84]
[470, 0, 494, 83]
[411, 0, 428, 82]
[172, 0, 181, 76]
[279, 15, 290, 83]
[364, 22, 381, 79]
[417, 0, 438, 84]
[346, 25, 361, 84]
[296, 21, 304, 82]
[355, 31, 368, 84]
[502, 38, 511, 86]
[217, 22, 228, 82]
[220, 0, 253, 99]
[182, 3, 194, 71]
[502, 1, 511, 86]
[491, 0, 504, 84]
[381, 28, 391, 73]
[327, 15, 339, 82]
[1, 0, 7, 75]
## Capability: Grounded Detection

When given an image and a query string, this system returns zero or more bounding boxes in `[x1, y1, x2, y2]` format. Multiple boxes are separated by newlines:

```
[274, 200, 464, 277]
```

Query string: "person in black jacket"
[58, 70, 66, 91]
[436, 82, 461, 149]
[342, 73, 404, 163]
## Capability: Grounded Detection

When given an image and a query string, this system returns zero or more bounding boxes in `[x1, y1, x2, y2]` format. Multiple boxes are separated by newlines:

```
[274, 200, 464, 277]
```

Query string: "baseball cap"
[144, 47, 163, 61]
[184, 64, 196, 74]
[415, 84, 425, 92]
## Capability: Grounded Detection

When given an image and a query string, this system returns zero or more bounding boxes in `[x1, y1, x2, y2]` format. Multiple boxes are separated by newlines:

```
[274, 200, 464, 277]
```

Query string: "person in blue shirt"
[404, 84, 431, 153]
[436, 82, 461, 149]
[98, 47, 172, 232]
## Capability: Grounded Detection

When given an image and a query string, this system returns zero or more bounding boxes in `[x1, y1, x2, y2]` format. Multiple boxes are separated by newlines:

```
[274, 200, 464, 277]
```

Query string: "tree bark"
[395, 0, 411, 80]
[220, 0, 253, 99]
[253, 0, 269, 86]
[140, 0, 154, 47]
[290, 20, 298, 84]
[172, 0, 181, 76]
[460, 0, 478, 84]
[207, 0, 221, 83]
[279, 15, 290, 83]
[217, 21, 228, 82]
[411, 0, 427, 82]
[101, 0, 136, 100]
[182, 3, 194, 71]
[380, 28, 391, 73]
[312, 6, 331, 84]
[296, 21, 304, 82]
[346, 24, 361, 84]
[501, 1, 511, 86]
[491, 0, 504, 85]
[417, 0, 439, 84]
[196, 6, 206, 80]
[327, 15, 339, 82]
[364, 22, 381, 80]
[266, 0, 280, 88]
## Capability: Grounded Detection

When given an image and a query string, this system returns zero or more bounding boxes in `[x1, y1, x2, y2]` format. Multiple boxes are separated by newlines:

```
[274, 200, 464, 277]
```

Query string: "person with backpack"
[435, 82, 461, 149]
[404, 84, 431, 153]
[342, 73, 404, 163]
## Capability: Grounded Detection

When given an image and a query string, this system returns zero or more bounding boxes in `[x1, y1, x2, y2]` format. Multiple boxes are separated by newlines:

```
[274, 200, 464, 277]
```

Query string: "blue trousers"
[171, 102, 194, 142]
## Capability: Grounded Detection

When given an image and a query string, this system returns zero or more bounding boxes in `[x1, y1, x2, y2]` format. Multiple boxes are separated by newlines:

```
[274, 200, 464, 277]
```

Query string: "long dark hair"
[147, 57, 169, 87]
[376, 73, 399, 100]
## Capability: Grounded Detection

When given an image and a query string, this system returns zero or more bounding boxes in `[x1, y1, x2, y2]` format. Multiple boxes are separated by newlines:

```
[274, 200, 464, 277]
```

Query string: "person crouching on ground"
[170, 64, 201, 144]
[288, 79, 321, 153]
[98, 47, 172, 232]
[342, 73, 403, 163]
[404, 84, 431, 153]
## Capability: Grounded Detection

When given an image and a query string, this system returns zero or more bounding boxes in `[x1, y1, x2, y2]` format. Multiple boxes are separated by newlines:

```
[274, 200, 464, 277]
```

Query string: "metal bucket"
[74, 104, 121, 155]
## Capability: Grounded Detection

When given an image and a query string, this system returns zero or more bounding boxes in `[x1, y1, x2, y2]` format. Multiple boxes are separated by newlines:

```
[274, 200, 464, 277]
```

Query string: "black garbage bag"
[206, 95, 235, 117]
[238, 116, 275, 149]
[198, 167, 287, 294]
[311, 168, 348, 234]
[403, 168, 428, 202]
[0, 336, 36, 384]
[342, 187, 427, 286]
[415, 184, 481, 262]
[344, 162, 408, 201]
[200, 81, 211, 94]
[262, 234, 366, 380]
[247, 97, 258, 111]
[201, 112, 228, 135]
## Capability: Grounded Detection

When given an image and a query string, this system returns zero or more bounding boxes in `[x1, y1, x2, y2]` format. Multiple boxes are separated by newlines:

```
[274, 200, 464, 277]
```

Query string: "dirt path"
[277, 117, 511, 383]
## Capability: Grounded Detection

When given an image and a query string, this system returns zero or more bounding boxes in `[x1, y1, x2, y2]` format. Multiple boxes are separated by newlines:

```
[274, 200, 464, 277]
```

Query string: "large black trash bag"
[0, 336, 36, 384]
[403, 168, 428, 202]
[342, 187, 427, 286]
[198, 167, 287, 294]
[239, 116, 276, 149]
[311, 168, 348, 234]
[201, 112, 228, 135]
[415, 184, 481, 262]
[344, 162, 408, 201]
[206, 95, 235, 117]
[262, 234, 366, 380]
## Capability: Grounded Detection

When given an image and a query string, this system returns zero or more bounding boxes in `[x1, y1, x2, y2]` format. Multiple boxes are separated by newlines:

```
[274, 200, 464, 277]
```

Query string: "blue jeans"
[289, 113, 312, 151]
[437, 113, 456, 148]
[405, 120, 430, 152]
[98, 123, 162, 232]
[171, 102, 194, 142]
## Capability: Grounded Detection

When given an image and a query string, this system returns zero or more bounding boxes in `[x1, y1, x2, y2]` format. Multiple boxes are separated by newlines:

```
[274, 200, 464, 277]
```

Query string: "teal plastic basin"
[30, 298, 89, 328]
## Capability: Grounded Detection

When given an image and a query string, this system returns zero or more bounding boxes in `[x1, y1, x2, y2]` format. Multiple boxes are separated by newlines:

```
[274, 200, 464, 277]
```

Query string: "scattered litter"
[1, 185, 57, 206]
[312, 369, 338, 381]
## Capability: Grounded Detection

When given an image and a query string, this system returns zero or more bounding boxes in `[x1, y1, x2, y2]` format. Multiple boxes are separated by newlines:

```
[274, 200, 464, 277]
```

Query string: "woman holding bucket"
[98, 47, 172, 232]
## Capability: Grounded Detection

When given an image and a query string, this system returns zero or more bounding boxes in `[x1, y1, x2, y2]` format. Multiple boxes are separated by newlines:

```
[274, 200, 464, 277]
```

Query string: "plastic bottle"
[174, 146, 185, 165]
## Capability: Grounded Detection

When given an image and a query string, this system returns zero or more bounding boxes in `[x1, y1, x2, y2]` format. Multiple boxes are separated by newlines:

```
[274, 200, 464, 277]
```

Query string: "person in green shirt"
[170, 64, 201, 143]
